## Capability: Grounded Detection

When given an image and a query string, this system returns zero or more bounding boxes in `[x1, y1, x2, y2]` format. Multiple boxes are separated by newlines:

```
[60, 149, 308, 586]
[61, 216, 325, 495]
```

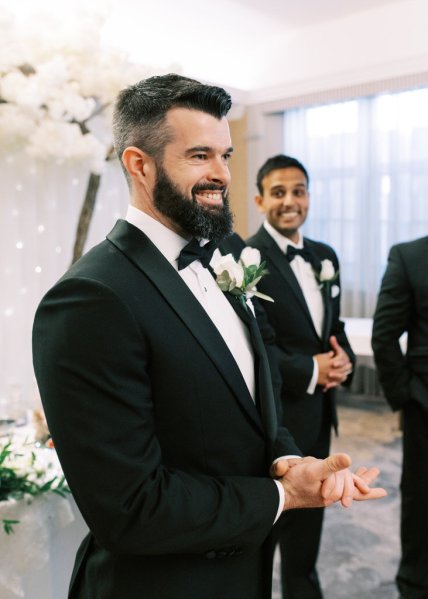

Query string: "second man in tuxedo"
[247, 154, 356, 599]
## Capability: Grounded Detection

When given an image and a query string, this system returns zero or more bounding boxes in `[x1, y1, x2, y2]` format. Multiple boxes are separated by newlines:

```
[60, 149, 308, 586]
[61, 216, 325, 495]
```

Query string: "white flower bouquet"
[0, 437, 69, 534]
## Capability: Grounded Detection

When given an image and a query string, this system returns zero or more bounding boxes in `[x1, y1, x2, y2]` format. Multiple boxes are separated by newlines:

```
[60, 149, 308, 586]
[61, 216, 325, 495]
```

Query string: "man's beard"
[153, 166, 234, 242]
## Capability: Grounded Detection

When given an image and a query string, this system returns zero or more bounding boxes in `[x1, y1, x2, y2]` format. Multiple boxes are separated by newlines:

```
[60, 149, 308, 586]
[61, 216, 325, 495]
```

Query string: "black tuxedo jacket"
[32, 220, 300, 599]
[372, 236, 428, 413]
[247, 226, 355, 453]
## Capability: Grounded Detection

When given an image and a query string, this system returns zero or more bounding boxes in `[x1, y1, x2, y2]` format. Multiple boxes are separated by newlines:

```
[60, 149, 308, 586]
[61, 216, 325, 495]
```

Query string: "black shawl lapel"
[107, 220, 263, 434]
[256, 227, 319, 338]
[222, 292, 278, 444]
[305, 238, 332, 350]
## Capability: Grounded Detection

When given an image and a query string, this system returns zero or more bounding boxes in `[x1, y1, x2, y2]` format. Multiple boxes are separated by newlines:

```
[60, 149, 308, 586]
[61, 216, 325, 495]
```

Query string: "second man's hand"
[315, 336, 353, 391]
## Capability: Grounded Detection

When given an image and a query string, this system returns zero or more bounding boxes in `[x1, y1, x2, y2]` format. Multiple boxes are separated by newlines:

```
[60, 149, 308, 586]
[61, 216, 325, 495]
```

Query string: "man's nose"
[281, 192, 294, 205]
[208, 158, 230, 185]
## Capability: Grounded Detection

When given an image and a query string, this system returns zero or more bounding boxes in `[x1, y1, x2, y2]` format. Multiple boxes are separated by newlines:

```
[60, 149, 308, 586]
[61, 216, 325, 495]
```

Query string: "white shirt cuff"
[273, 480, 285, 523]
[272, 455, 302, 523]
[306, 358, 319, 395]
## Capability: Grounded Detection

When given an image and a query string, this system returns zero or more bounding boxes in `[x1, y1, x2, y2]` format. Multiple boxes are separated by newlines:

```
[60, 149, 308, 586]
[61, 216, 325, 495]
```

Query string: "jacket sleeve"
[372, 245, 411, 410]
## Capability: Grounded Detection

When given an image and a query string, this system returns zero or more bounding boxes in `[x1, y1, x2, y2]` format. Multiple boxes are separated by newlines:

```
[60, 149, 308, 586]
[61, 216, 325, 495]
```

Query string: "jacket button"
[205, 550, 217, 559]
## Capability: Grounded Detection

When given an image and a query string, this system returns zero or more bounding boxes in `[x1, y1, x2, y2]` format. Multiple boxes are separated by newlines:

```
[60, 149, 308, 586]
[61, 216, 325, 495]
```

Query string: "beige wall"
[228, 113, 250, 239]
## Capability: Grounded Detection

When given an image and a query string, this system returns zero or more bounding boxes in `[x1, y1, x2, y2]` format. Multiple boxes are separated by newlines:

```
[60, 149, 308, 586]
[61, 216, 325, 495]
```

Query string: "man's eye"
[294, 189, 305, 197]
[193, 154, 207, 160]
[223, 153, 232, 162]
[272, 191, 284, 198]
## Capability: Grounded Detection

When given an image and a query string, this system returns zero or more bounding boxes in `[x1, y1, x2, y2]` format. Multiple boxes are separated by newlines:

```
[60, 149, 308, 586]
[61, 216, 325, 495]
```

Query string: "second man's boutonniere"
[315, 259, 339, 297]
[213, 247, 274, 310]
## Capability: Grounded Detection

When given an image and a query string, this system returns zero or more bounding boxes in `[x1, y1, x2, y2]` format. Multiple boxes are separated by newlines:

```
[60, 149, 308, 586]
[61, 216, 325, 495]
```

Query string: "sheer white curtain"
[0, 154, 128, 417]
[283, 87, 428, 317]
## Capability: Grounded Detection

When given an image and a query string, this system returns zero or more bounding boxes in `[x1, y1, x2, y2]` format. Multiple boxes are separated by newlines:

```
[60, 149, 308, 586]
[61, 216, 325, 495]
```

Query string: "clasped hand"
[271, 453, 387, 511]
[315, 335, 353, 390]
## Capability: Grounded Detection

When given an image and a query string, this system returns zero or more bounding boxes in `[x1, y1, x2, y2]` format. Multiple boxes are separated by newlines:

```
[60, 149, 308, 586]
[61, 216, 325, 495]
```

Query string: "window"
[283, 88, 428, 316]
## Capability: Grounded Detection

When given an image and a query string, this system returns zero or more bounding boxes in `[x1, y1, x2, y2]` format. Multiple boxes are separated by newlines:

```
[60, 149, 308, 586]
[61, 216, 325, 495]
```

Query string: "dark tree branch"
[71, 172, 101, 264]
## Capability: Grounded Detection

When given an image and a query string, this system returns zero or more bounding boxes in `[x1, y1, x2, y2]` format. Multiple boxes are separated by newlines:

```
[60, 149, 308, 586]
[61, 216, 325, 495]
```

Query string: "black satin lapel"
[107, 220, 263, 433]
[305, 239, 332, 349]
[223, 292, 278, 443]
[321, 287, 333, 350]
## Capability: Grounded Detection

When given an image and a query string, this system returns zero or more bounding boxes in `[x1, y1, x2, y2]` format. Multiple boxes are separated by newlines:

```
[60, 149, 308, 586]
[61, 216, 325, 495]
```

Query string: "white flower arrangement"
[0, 6, 176, 262]
[0, 436, 69, 534]
[0, 11, 153, 173]
[213, 247, 274, 309]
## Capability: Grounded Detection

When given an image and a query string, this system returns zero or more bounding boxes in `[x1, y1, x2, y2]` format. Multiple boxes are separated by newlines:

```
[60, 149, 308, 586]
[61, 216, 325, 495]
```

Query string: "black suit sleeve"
[372, 245, 411, 410]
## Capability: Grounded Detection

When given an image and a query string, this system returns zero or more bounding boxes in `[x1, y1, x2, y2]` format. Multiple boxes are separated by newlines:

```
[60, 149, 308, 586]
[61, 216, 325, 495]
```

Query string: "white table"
[342, 317, 407, 396]
[0, 494, 88, 599]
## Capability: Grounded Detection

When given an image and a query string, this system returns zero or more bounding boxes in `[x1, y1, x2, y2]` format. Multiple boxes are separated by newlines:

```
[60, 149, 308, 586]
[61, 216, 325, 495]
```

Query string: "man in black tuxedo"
[372, 237, 428, 599]
[32, 77, 383, 599]
[247, 154, 356, 599]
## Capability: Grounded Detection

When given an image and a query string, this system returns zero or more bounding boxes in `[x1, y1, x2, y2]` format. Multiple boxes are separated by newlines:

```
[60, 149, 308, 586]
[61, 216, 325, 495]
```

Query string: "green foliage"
[0, 440, 70, 534]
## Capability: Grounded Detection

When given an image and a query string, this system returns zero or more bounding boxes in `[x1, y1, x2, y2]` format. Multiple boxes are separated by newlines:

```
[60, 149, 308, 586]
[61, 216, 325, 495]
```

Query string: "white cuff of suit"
[272, 455, 302, 523]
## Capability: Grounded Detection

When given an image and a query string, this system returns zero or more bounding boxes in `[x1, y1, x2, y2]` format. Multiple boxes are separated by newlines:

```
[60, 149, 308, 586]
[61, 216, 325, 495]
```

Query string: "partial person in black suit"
[372, 237, 428, 599]
[32, 77, 384, 599]
[247, 154, 356, 599]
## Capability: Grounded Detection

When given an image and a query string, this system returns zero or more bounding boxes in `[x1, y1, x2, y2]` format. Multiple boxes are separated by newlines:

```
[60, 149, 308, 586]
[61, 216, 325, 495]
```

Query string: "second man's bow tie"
[177, 238, 218, 270]
[285, 245, 320, 271]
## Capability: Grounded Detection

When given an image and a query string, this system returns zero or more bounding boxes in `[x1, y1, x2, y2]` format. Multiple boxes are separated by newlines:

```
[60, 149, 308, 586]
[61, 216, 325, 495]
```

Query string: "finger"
[321, 473, 337, 499]
[323, 381, 340, 391]
[270, 459, 289, 478]
[351, 473, 371, 494]
[341, 470, 354, 508]
[327, 371, 347, 383]
[329, 336, 340, 353]
[359, 467, 381, 486]
[317, 453, 352, 481]
[354, 487, 388, 501]
[323, 470, 346, 504]
[354, 466, 368, 477]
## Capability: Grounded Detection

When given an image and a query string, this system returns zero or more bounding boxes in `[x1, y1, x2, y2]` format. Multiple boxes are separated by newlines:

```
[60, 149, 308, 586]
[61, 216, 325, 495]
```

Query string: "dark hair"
[256, 154, 310, 194]
[113, 73, 232, 179]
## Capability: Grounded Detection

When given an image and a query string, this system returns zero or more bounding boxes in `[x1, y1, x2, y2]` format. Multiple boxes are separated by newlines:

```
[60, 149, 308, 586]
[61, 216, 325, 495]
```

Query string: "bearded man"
[32, 74, 385, 599]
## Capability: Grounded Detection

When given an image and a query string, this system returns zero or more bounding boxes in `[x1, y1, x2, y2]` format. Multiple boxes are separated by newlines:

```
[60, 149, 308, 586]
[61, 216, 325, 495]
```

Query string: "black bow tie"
[285, 244, 320, 272]
[177, 238, 218, 270]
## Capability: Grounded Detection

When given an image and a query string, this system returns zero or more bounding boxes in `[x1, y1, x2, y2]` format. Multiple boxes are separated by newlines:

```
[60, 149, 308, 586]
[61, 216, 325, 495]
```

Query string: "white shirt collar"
[263, 220, 303, 252]
[125, 204, 189, 268]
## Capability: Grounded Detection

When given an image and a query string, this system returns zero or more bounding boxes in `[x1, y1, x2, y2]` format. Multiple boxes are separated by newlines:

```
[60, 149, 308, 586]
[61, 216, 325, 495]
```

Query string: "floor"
[272, 393, 403, 599]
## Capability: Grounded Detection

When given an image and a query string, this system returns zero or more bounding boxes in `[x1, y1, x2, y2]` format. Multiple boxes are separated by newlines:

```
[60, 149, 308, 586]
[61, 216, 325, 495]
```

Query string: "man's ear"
[122, 146, 154, 183]
[255, 195, 266, 213]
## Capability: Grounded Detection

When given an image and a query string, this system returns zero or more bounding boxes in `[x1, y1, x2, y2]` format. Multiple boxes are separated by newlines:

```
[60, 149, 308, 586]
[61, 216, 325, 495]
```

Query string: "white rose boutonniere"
[319, 259, 336, 282]
[213, 247, 274, 310]
[316, 259, 339, 298]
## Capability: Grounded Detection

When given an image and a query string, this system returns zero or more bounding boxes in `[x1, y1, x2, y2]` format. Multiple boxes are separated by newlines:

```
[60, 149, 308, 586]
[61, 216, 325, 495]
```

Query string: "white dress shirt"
[263, 221, 324, 394]
[125, 206, 286, 519]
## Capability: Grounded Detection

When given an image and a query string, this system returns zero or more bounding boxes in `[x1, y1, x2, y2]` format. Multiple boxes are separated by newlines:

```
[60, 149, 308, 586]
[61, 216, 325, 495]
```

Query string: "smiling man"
[32, 79, 384, 599]
[247, 155, 356, 599]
